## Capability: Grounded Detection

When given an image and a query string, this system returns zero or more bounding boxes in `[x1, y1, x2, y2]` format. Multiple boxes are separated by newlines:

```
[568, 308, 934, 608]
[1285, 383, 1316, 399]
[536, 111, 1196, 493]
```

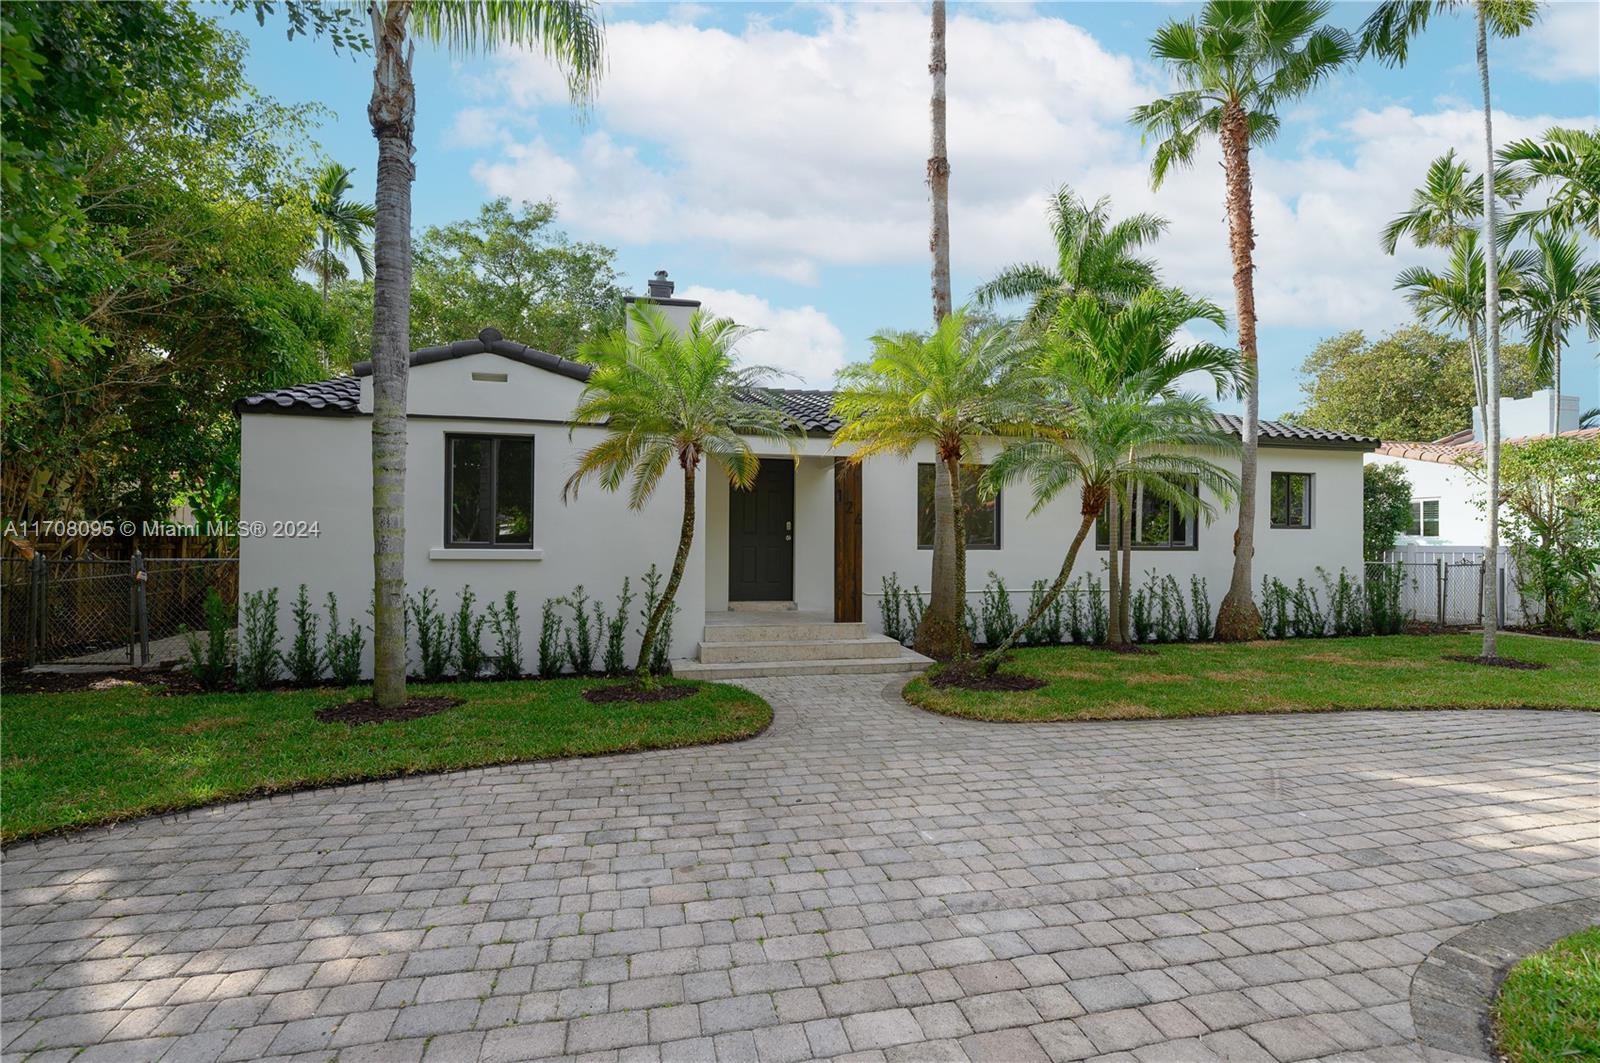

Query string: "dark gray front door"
[728, 461, 793, 601]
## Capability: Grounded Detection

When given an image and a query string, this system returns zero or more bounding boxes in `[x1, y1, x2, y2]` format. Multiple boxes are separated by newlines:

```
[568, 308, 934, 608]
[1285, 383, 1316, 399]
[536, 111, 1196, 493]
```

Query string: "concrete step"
[727, 600, 797, 612]
[696, 635, 904, 664]
[702, 621, 868, 643]
[671, 647, 934, 680]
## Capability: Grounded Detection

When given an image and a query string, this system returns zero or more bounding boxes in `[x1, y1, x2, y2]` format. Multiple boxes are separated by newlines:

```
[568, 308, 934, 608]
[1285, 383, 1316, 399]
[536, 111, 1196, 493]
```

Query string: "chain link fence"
[1370, 556, 1511, 628]
[2, 553, 238, 667]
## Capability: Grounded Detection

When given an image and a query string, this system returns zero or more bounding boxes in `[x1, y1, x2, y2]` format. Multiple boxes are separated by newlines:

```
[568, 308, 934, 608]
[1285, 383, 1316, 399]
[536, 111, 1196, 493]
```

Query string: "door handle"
[785, 520, 792, 531]
[785, 534, 792, 541]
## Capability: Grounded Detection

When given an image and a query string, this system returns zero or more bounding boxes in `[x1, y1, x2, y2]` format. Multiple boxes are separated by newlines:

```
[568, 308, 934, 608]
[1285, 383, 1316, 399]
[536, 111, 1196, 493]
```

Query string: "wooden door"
[833, 459, 862, 622]
[728, 461, 794, 601]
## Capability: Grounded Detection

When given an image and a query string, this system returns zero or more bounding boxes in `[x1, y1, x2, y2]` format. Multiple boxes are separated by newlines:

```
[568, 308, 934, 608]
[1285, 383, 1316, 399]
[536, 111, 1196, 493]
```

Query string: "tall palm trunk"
[368, 0, 414, 708]
[1467, 318, 1486, 434]
[320, 230, 332, 307]
[950, 453, 967, 643]
[1119, 498, 1133, 644]
[1476, 4, 1501, 658]
[1214, 100, 1263, 642]
[1106, 494, 1122, 643]
[928, 0, 952, 325]
[636, 457, 697, 678]
[916, 448, 967, 659]
[980, 486, 1106, 672]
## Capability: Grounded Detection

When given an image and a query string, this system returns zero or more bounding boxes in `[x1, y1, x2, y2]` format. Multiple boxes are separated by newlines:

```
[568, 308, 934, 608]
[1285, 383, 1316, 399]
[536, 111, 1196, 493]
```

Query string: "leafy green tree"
[832, 310, 1033, 660]
[1291, 325, 1535, 441]
[1360, 0, 1540, 661]
[564, 306, 800, 680]
[1499, 127, 1600, 241]
[306, 160, 375, 305]
[977, 290, 1243, 671]
[1363, 463, 1412, 562]
[1512, 228, 1600, 431]
[1133, 0, 1355, 642]
[974, 186, 1166, 326]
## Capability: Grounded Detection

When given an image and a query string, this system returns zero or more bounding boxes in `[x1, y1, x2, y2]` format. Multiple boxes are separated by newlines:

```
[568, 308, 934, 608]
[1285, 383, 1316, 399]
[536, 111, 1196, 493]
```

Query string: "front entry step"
[697, 635, 904, 664]
[672, 646, 933, 680]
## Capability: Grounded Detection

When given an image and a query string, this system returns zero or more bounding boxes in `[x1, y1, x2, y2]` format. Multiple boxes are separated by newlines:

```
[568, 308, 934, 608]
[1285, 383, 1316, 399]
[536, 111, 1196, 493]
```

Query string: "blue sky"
[227, 2, 1600, 426]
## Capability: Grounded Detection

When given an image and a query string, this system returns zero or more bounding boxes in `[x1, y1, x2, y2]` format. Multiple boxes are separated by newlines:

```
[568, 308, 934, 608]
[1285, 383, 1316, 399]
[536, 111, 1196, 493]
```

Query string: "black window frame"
[1269, 471, 1314, 530]
[1408, 498, 1440, 537]
[916, 462, 1001, 550]
[444, 433, 536, 548]
[1094, 480, 1199, 552]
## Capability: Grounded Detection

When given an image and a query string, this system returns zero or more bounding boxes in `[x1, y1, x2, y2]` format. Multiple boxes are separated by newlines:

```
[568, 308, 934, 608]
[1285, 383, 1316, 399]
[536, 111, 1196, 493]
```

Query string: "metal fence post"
[131, 549, 149, 666]
[1498, 563, 1506, 628]
[1435, 558, 1444, 627]
[27, 553, 45, 667]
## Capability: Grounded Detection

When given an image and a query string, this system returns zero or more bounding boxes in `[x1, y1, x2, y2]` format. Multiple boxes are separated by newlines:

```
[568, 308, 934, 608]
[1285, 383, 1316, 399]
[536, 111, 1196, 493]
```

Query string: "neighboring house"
[237, 274, 1376, 678]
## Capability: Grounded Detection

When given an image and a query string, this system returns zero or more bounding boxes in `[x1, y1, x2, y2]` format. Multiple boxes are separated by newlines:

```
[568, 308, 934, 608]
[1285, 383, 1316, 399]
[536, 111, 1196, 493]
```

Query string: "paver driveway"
[3, 678, 1597, 1063]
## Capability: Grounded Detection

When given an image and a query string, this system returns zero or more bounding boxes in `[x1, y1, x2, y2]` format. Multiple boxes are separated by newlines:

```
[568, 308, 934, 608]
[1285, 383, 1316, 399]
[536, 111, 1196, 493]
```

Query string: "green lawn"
[1, 678, 771, 844]
[1495, 927, 1600, 1063]
[904, 634, 1600, 721]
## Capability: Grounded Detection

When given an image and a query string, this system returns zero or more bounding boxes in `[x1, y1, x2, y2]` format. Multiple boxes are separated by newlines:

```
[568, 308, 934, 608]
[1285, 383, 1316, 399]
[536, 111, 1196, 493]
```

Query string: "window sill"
[429, 547, 544, 561]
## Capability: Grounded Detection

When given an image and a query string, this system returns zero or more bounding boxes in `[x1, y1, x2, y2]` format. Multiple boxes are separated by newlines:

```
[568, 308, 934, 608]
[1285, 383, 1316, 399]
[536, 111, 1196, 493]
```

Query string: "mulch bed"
[0, 664, 206, 695]
[930, 668, 1048, 692]
[1504, 625, 1600, 643]
[583, 683, 698, 704]
[1442, 654, 1548, 671]
[316, 695, 464, 725]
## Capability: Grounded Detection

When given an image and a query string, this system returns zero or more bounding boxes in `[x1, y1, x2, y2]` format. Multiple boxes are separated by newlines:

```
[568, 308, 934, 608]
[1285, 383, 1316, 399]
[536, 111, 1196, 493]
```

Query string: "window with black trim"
[916, 463, 999, 549]
[1270, 472, 1313, 529]
[1095, 480, 1197, 550]
[1408, 498, 1440, 537]
[446, 435, 534, 546]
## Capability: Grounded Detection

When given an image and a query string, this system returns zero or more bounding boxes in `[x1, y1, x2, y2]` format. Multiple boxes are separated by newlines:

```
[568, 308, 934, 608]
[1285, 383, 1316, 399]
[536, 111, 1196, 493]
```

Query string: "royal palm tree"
[1362, 0, 1538, 661]
[832, 310, 1031, 660]
[1132, 0, 1354, 642]
[1499, 127, 1600, 241]
[1513, 228, 1600, 430]
[928, 0, 951, 325]
[976, 296, 1243, 673]
[1382, 150, 1483, 254]
[565, 306, 799, 680]
[974, 186, 1167, 326]
[305, 161, 375, 305]
[365, 0, 604, 708]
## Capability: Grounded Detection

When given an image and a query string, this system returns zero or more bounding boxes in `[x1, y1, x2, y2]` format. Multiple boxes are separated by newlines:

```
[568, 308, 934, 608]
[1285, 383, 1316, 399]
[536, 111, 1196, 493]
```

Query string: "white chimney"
[1472, 388, 1580, 441]
[625, 269, 700, 337]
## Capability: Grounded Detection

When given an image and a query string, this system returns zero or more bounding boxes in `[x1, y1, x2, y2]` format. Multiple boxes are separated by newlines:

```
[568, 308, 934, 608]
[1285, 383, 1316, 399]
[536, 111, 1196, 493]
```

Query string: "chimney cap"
[647, 270, 675, 298]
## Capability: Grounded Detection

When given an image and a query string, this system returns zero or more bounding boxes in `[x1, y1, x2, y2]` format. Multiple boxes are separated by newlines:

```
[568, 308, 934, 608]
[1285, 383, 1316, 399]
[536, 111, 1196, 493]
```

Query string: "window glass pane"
[1141, 490, 1175, 545]
[916, 463, 936, 548]
[1271, 473, 1288, 526]
[495, 439, 533, 544]
[451, 438, 492, 543]
[962, 468, 998, 547]
[1423, 499, 1439, 537]
[1407, 501, 1423, 537]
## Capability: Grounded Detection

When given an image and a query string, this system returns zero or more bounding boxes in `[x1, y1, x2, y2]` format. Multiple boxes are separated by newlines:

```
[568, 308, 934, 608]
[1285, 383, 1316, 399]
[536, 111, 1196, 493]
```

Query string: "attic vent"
[471, 371, 508, 383]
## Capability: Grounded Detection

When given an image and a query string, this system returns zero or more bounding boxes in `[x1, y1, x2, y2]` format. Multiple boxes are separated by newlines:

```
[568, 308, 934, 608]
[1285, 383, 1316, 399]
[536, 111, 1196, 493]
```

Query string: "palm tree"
[365, 0, 604, 708]
[975, 187, 1167, 327]
[1132, 0, 1354, 643]
[1499, 127, 1600, 241]
[928, 0, 951, 325]
[831, 310, 1031, 660]
[1362, 0, 1538, 661]
[565, 306, 799, 680]
[1382, 150, 1483, 253]
[305, 161, 376, 305]
[1514, 228, 1600, 431]
[1395, 229, 1533, 438]
[976, 298, 1243, 673]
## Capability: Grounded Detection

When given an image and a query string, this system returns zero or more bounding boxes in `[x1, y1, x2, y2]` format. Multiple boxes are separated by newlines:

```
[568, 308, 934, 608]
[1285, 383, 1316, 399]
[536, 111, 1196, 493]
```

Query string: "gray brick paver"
[3, 678, 1595, 1062]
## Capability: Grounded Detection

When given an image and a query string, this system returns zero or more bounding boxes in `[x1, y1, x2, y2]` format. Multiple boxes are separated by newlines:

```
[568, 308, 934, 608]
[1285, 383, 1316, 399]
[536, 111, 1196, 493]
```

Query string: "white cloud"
[679, 285, 847, 387]
[1510, 2, 1600, 84]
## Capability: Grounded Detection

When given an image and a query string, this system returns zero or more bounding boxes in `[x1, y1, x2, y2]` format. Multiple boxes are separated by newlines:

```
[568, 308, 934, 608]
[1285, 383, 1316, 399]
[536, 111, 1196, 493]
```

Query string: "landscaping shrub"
[1131, 577, 1154, 642]
[639, 565, 677, 675]
[1161, 575, 1189, 642]
[962, 601, 981, 648]
[283, 584, 322, 684]
[1320, 567, 1367, 637]
[602, 578, 633, 676]
[407, 587, 452, 682]
[453, 586, 488, 680]
[1260, 576, 1292, 639]
[1086, 574, 1108, 644]
[323, 593, 365, 686]
[1065, 577, 1086, 644]
[183, 588, 234, 691]
[1291, 578, 1325, 638]
[903, 584, 926, 635]
[236, 587, 280, 691]
[880, 573, 907, 644]
[1364, 462, 1412, 562]
[1190, 575, 1212, 640]
[486, 591, 524, 679]
[1024, 578, 1064, 646]
[565, 584, 596, 674]
[538, 596, 566, 678]
[1366, 563, 1406, 635]
[980, 572, 1016, 647]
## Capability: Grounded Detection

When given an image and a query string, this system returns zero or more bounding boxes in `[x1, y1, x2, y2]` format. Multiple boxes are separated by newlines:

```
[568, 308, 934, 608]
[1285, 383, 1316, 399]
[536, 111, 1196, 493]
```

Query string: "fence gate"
[1370, 557, 1502, 628]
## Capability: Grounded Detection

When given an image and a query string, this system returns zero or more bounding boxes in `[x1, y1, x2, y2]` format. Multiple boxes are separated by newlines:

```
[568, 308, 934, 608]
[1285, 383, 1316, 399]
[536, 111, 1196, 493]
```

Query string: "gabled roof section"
[1376, 426, 1600, 465]
[1212, 415, 1377, 450]
[351, 327, 592, 383]
[236, 375, 361, 416]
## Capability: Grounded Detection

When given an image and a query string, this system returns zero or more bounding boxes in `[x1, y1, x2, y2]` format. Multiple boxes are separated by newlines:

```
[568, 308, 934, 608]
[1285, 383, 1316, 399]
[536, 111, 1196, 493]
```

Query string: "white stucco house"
[237, 274, 1377, 678]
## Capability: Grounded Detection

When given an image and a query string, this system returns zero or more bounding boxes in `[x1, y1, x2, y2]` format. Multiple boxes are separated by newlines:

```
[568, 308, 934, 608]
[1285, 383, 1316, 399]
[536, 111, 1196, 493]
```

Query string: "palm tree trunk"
[1119, 497, 1133, 644]
[635, 458, 696, 680]
[367, 0, 414, 709]
[927, 0, 952, 325]
[1106, 494, 1122, 643]
[950, 453, 967, 650]
[320, 231, 331, 308]
[1477, 4, 1501, 659]
[1467, 318, 1486, 434]
[915, 448, 966, 659]
[980, 487, 1104, 673]
[1214, 100, 1264, 642]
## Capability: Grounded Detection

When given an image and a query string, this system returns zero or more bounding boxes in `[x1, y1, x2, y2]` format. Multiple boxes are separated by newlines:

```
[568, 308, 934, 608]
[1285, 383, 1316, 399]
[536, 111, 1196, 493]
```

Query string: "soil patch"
[316, 695, 464, 725]
[1442, 654, 1547, 671]
[1, 664, 204, 695]
[930, 668, 1048, 692]
[1505, 624, 1600, 642]
[583, 683, 698, 704]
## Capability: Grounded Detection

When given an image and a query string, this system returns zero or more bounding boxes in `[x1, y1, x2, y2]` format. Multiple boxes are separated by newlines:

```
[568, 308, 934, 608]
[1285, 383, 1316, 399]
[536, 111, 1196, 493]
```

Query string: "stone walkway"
[3, 678, 1596, 1063]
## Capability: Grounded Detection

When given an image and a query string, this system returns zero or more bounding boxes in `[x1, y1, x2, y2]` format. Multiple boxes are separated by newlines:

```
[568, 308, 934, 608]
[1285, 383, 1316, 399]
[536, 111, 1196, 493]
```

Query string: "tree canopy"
[1290, 324, 1536, 441]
